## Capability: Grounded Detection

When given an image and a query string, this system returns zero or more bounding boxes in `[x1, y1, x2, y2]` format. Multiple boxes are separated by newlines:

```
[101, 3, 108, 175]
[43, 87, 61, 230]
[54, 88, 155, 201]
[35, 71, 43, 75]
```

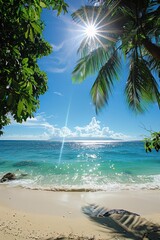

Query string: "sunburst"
[72, 2, 121, 51]
[84, 23, 98, 38]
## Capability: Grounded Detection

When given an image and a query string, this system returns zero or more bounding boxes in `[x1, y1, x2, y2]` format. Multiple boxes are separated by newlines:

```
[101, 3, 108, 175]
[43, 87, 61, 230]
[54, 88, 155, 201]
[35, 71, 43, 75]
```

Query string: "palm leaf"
[146, 55, 160, 77]
[90, 49, 121, 113]
[140, 60, 160, 106]
[125, 49, 160, 113]
[120, 25, 139, 56]
[72, 46, 115, 82]
[77, 39, 91, 58]
[72, 0, 160, 113]
[144, 6, 160, 41]
[125, 54, 146, 113]
[72, 5, 100, 24]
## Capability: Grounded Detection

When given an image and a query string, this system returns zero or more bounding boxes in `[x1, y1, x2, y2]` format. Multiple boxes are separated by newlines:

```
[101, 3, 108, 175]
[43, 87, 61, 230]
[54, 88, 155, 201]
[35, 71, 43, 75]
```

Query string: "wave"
[2, 175, 160, 192]
[77, 153, 98, 159]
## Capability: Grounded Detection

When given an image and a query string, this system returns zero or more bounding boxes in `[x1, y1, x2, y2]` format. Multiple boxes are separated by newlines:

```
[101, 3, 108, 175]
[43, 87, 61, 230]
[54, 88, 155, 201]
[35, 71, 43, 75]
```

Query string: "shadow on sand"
[82, 204, 160, 240]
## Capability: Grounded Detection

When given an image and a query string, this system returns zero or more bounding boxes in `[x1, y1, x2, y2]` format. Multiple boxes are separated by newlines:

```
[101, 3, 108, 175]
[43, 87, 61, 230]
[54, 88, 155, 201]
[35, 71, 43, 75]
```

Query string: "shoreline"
[0, 185, 160, 239]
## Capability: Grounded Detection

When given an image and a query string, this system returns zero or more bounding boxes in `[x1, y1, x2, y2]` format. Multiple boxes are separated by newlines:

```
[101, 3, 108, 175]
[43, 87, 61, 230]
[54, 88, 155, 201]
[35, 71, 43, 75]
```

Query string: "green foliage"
[72, 0, 160, 113]
[144, 132, 160, 152]
[91, 49, 121, 113]
[125, 48, 160, 113]
[0, 0, 68, 135]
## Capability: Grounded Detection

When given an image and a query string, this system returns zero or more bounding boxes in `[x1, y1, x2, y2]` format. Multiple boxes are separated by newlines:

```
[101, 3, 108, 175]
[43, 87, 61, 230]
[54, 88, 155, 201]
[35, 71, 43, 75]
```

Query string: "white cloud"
[47, 66, 67, 73]
[1, 116, 134, 141]
[51, 42, 64, 52]
[39, 41, 68, 74]
[1, 133, 49, 141]
[45, 42, 68, 74]
[17, 115, 46, 127]
[54, 92, 63, 96]
[60, 126, 76, 138]
[73, 117, 130, 140]
[74, 117, 101, 138]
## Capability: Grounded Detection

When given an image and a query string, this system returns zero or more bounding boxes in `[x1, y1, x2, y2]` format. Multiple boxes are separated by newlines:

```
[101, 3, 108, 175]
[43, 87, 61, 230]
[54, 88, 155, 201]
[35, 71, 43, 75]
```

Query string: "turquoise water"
[0, 140, 160, 191]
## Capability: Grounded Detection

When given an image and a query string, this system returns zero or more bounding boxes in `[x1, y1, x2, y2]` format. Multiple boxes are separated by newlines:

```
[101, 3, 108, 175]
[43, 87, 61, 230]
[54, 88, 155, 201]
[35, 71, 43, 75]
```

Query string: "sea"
[0, 140, 160, 191]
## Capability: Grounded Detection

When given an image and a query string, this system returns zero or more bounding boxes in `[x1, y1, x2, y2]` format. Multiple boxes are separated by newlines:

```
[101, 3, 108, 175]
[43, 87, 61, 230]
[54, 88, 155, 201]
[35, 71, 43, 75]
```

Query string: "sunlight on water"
[58, 138, 65, 164]
[58, 98, 71, 164]
[0, 140, 160, 191]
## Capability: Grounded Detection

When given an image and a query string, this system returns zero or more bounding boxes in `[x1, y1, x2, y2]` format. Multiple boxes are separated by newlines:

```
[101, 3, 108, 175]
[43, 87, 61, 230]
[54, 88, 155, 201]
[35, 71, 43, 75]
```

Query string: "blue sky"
[1, 0, 160, 141]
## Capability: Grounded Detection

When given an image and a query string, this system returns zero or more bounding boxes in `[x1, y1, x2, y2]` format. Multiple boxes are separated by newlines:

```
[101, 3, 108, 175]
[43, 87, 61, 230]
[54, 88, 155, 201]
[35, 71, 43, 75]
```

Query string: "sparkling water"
[0, 140, 160, 191]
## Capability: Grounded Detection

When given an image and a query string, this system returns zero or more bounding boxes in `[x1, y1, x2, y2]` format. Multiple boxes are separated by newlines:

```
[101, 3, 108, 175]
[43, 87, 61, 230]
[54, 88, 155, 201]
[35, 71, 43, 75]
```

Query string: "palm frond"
[72, 5, 100, 24]
[77, 39, 91, 57]
[140, 59, 160, 106]
[72, 0, 160, 113]
[121, 26, 139, 56]
[125, 49, 160, 113]
[72, 46, 115, 82]
[90, 50, 121, 113]
[147, 55, 160, 77]
[144, 5, 160, 41]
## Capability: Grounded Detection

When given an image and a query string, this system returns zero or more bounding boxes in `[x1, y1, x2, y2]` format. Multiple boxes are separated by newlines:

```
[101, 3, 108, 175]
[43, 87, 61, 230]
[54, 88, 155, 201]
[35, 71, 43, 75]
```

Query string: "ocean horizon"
[0, 140, 159, 191]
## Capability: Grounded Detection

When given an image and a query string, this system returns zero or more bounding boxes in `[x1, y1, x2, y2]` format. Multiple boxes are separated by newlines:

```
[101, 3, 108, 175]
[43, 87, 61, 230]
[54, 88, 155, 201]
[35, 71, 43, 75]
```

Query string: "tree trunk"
[143, 38, 160, 60]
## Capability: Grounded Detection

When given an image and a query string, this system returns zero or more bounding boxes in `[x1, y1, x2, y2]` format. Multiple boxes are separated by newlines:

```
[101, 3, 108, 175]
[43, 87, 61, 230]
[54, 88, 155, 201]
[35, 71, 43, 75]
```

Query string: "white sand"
[0, 185, 160, 239]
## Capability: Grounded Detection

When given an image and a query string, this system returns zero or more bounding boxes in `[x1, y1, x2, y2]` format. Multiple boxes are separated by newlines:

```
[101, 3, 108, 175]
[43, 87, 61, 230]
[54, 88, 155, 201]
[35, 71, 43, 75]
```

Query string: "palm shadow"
[82, 204, 160, 240]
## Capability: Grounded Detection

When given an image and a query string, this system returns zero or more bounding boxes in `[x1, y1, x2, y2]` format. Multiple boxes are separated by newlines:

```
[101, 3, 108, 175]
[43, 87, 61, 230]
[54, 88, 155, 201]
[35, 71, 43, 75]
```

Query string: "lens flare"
[72, 1, 121, 51]
[84, 24, 97, 38]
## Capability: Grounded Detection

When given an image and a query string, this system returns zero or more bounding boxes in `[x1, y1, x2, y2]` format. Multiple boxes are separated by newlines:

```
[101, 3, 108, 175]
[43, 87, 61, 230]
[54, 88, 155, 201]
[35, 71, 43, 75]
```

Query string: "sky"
[1, 0, 160, 141]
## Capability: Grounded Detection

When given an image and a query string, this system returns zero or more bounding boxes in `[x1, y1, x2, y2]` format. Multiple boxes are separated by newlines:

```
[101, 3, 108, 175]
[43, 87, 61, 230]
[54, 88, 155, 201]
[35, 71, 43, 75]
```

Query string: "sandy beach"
[0, 185, 160, 240]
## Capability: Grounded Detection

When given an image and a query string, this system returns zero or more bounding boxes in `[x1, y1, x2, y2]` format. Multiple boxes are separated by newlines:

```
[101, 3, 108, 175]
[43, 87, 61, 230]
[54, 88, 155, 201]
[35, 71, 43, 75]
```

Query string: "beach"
[0, 140, 160, 239]
[0, 185, 160, 240]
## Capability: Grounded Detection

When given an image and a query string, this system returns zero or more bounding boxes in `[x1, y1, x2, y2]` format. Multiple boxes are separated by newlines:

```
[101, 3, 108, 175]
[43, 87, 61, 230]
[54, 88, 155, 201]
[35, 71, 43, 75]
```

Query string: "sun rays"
[71, 2, 122, 52]
[84, 23, 97, 38]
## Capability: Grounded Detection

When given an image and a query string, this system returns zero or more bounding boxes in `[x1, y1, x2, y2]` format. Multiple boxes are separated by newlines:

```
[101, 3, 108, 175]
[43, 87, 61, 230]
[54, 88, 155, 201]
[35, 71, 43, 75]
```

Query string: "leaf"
[144, 131, 160, 152]
[7, 94, 13, 107]
[72, 6, 100, 24]
[72, 47, 110, 82]
[22, 58, 28, 65]
[13, 47, 20, 55]
[26, 82, 33, 95]
[25, 67, 34, 75]
[25, 28, 29, 39]
[26, 100, 33, 114]
[30, 22, 42, 34]
[57, 5, 62, 16]
[90, 50, 121, 112]
[125, 49, 160, 113]
[17, 100, 24, 118]
[29, 25, 34, 42]
[40, 1, 46, 8]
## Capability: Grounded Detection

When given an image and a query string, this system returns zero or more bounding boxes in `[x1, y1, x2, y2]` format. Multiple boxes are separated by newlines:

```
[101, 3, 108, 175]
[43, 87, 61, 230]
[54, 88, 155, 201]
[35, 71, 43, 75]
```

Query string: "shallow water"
[0, 140, 160, 191]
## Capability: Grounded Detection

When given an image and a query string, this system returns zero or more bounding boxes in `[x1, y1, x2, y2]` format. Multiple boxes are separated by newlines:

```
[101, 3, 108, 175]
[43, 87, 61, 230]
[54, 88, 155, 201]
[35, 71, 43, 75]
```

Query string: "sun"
[84, 24, 97, 38]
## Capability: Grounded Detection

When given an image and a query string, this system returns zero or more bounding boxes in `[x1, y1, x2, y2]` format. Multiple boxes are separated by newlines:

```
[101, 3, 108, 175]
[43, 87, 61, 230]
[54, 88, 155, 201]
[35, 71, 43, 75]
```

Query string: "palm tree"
[72, 0, 160, 113]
